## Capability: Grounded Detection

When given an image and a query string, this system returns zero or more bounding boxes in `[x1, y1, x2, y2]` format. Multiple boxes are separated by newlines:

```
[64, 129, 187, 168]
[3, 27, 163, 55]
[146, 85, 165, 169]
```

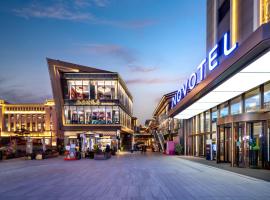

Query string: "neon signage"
[171, 32, 238, 108]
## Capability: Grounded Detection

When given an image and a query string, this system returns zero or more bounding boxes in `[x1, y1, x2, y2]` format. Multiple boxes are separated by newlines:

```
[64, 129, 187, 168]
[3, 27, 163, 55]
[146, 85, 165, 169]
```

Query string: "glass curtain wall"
[67, 80, 117, 100]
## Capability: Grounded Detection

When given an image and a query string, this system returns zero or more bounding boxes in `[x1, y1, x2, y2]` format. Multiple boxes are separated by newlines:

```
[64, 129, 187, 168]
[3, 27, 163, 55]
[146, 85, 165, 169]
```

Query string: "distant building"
[47, 58, 134, 150]
[0, 99, 58, 146]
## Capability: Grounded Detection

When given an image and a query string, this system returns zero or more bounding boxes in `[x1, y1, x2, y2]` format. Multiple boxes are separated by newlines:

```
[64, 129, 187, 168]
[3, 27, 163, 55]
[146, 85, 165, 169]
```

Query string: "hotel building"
[0, 99, 58, 146]
[47, 58, 134, 150]
[168, 0, 270, 169]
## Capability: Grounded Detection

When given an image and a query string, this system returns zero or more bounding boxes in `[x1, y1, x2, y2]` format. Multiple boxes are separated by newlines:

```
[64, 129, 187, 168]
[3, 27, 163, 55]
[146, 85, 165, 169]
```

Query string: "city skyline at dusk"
[0, 0, 206, 124]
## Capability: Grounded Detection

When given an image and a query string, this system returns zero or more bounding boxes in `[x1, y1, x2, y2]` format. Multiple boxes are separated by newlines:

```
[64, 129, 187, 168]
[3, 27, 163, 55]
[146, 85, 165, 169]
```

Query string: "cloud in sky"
[79, 43, 137, 63]
[0, 77, 51, 103]
[125, 78, 179, 85]
[12, 1, 156, 29]
[128, 65, 158, 73]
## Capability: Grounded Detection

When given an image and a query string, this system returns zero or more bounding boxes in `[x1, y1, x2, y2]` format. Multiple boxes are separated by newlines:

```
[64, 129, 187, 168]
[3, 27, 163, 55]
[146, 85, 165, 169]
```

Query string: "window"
[264, 83, 270, 109]
[90, 81, 97, 99]
[231, 96, 242, 115]
[219, 103, 228, 117]
[211, 108, 217, 123]
[97, 81, 105, 99]
[106, 106, 112, 124]
[205, 111, 210, 132]
[200, 113, 204, 133]
[112, 106, 120, 124]
[245, 88, 260, 112]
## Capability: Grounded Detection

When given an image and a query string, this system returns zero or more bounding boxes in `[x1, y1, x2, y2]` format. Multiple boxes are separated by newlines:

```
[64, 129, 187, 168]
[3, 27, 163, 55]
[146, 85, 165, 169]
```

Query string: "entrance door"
[247, 122, 265, 168]
[234, 123, 245, 167]
[217, 124, 231, 163]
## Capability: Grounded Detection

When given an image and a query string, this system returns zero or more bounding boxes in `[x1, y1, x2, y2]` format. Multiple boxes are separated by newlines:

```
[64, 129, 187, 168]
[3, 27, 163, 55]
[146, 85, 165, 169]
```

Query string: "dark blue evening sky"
[0, 0, 206, 124]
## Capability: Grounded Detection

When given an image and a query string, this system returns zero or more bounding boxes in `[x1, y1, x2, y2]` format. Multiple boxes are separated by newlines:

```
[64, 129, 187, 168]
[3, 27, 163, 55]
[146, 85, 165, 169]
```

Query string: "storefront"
[47, 59, 134, 151]
[168, 23, 270, 169]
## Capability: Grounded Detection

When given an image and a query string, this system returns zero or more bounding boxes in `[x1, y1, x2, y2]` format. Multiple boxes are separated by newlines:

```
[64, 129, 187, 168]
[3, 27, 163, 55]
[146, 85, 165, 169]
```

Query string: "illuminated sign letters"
[171, 32, 238, 108]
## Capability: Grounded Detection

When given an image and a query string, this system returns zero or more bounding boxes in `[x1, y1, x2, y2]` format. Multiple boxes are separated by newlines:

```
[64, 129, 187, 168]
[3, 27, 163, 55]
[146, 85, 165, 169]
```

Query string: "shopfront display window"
[245, 88, 260, 112]
[64, 105, 121, 125]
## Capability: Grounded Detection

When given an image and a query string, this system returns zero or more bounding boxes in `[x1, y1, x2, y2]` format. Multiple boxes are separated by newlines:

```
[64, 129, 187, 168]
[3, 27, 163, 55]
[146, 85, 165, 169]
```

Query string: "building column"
[8, 114, 11, 132]
[231, 122, 235, 167]
[30, 114, 33, 131]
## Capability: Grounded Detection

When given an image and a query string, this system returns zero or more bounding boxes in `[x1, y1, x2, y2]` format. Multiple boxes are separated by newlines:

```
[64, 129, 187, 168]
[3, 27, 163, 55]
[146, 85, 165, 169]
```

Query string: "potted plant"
[175, 144, 183, 155]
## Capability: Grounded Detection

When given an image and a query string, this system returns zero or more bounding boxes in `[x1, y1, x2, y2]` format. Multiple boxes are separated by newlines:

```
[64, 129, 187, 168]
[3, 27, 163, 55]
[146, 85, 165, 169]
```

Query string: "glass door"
[234, 122, 245, 167]
[247, 122, 264, 168]
[224, 126, 231, 163]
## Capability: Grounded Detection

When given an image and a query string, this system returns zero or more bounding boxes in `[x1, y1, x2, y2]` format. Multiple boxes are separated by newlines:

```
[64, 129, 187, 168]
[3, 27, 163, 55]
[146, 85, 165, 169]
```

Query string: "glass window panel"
[205, 111, 210, 132]
[200, 113, 204, 133]
[90, 81, 96, 99]
[98, 106, 106, 124]
[245, 88, 260, 113]
[85, 106, 91, 124]
[82, 80, 89, 99]
[219, 103, 228, 117]
[97, 81, 105, 99]
[77, 106, 85, 124]
[106, 106, 112, 124]
[104, 81, 112, 100]
[70, 106, 78, 124]
[211, 108, 217, 122]
[231, 96, 242, 115]
[92, 106, 98, 124]
[113, 106, 119, 124]
[76, 85, 83, 100]
[264, 83, 270, 109]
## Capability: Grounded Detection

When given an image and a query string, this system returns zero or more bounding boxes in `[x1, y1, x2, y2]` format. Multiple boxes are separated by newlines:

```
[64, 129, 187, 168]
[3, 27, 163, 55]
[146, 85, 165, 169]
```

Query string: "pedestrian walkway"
[0, 152, 270, 200]
[178, 155, 270, 182]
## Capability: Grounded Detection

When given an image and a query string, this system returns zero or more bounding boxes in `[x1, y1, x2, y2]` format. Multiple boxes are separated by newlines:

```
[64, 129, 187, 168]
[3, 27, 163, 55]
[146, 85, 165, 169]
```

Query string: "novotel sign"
[171, 32, 238, 108]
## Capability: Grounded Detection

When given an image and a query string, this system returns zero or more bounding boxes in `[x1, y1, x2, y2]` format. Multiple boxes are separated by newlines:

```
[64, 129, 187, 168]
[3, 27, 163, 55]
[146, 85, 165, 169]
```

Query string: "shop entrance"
[234, 122, 245, 167]
[247, 122, 265, 168]
[217, 124, 231, 163]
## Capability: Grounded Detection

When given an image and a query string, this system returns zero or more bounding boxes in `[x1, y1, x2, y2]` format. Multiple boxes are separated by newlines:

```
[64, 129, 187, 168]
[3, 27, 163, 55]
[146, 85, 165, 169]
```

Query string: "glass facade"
[67, 80, 117, 100]
[183, 81, 270, 169]
[62, 76, 133, 129]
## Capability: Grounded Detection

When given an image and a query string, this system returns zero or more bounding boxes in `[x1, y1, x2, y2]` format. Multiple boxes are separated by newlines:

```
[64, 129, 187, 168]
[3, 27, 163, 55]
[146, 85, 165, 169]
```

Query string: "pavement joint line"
[176, 156, 268, 183]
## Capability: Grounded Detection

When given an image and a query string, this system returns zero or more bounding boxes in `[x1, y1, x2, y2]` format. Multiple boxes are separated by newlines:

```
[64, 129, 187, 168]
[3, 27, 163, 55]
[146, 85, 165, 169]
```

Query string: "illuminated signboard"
[171, 32, 238, 108]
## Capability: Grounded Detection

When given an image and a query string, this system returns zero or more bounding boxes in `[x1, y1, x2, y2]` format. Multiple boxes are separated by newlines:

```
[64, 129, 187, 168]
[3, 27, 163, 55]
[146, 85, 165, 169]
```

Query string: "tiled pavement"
[178, 155, 270, 182]
[0, 152, 270, 200]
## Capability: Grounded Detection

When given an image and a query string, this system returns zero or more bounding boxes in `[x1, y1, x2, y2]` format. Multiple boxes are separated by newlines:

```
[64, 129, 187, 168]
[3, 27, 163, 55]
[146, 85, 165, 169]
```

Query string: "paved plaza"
[0, 152, 270, 200]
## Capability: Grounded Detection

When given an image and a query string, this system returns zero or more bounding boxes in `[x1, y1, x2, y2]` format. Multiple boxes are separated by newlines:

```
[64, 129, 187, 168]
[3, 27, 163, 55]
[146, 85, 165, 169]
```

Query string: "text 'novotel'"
[171, 32, 238, 108]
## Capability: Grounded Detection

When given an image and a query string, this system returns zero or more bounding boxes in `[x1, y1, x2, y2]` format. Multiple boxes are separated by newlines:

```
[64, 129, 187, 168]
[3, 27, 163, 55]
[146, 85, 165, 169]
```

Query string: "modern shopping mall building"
[47, 58, 134, 151]
[168, 0, 270, 169]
